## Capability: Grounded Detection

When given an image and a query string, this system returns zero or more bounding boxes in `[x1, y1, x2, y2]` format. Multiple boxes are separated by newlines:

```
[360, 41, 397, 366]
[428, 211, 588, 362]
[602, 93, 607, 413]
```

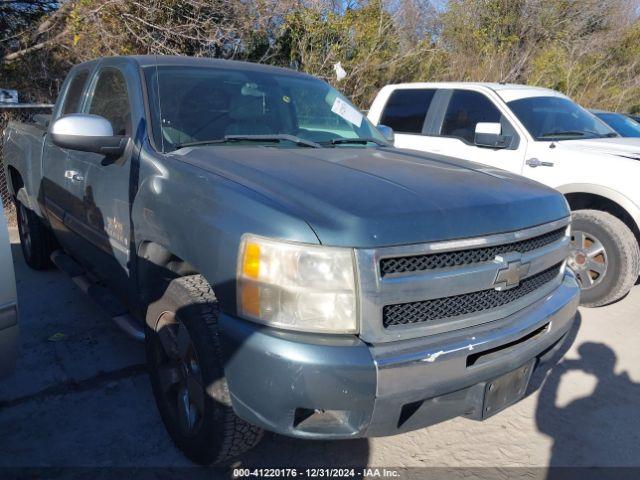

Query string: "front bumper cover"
[220, 271, 580, 439]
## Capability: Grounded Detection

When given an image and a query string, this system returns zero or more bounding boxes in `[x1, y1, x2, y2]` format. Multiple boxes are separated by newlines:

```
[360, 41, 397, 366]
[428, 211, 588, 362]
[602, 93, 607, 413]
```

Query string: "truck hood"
[558, 137, 640, 160]
[172, 146, 568, 247]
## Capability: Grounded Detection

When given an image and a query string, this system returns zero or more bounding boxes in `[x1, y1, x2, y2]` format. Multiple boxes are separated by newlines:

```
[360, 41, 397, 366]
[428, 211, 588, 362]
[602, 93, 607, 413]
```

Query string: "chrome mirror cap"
[51, 114, 114, 137]
[50, 114, 128, 157]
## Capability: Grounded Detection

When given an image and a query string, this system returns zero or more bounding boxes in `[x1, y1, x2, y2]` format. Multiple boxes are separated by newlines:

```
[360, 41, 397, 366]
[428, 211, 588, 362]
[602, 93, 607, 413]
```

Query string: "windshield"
[144, 65, 385, 152]
[507, 96, 617, 141]
[594, 112, 640, 138]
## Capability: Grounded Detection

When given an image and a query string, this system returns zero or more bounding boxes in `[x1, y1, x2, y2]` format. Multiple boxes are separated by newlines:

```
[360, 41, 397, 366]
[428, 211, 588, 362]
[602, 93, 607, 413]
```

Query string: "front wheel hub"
[569, 230, 608, 290]
[152, 312, 206, 437]
[574, 252, 587, 266]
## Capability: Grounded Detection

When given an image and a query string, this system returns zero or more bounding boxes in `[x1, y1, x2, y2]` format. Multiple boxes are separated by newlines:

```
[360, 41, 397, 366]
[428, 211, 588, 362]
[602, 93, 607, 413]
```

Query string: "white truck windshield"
[507, 96, 617, 141]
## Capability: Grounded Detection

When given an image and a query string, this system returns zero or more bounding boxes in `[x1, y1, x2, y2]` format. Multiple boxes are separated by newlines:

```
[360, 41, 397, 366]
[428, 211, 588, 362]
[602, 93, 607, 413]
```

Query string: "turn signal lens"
[242, 242, 261, 279]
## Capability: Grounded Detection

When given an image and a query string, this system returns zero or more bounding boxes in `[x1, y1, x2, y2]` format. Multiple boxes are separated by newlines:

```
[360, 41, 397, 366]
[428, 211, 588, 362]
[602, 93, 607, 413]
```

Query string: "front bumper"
[0, 303, 19, 379]
[220, 271, 580, 439]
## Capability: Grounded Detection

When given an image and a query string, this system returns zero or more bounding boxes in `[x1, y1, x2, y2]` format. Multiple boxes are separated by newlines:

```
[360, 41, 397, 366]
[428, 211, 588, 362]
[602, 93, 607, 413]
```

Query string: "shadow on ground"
[533, 311, 640, 471]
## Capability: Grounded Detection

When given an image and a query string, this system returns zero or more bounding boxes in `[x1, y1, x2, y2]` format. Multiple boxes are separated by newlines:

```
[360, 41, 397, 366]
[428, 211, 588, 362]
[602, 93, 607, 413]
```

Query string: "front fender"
[132, 152, 320, 314]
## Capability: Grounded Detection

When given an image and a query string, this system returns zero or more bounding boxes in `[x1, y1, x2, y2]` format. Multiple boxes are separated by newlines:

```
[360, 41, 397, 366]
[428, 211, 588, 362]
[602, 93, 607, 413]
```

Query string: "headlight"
[237, 234, 358, 333]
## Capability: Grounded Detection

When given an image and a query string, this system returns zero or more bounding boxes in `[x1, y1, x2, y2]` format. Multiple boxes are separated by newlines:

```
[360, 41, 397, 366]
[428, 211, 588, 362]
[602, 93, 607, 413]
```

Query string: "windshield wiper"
[176, 134, 321, 149]
[327, 137, 389, 147]
[539, 130, 618, 139]
[538, 130, 587, 138]
[581, 129, 619, 138]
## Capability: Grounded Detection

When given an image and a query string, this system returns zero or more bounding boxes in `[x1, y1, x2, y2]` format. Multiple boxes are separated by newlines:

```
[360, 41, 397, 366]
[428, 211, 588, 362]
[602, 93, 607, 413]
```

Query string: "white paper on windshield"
[331, 97, 363, 128]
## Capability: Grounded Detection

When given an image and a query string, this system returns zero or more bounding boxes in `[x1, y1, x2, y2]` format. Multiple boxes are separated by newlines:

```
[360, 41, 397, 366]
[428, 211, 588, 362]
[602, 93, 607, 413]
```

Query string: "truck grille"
[380, 227, 565, 276]
[382, 263, 562, 328]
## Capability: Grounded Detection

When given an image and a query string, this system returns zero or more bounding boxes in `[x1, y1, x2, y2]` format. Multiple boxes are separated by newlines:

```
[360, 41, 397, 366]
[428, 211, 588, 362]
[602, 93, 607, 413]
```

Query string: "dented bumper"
[220, 271, 580, 439]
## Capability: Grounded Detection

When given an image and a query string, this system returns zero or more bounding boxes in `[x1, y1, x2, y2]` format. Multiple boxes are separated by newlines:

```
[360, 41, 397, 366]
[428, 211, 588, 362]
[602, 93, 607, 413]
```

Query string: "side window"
[379, 89, 436, 134]
[87, 69, 131, 136]
[441, 90, 506, 144]
[61, 71, 89, 115]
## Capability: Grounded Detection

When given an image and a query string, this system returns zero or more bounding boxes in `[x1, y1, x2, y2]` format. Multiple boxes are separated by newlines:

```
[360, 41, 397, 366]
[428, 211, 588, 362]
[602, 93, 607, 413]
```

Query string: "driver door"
[71, 64, 135, 301]
[420, 89, 527, 175]
[42, 68, 94, 258]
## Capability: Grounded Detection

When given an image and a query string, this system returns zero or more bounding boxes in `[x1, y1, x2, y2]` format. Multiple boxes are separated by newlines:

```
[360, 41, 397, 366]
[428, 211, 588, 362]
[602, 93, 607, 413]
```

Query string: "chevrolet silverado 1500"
[3, 57, 579, 464]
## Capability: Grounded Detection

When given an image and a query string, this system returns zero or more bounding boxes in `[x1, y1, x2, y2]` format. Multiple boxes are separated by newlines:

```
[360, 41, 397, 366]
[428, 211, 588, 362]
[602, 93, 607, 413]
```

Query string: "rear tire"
[16, 200, 56, 270]
[146, 275, 263, 465]
[569, 210, 639, 307]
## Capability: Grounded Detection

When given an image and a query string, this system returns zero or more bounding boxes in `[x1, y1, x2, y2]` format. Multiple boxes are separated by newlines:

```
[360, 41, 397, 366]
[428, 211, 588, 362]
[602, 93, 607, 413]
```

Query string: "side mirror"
[474, 122, 509, 149]
[50, 114, 128, 156]
[377, 124, 395, 144]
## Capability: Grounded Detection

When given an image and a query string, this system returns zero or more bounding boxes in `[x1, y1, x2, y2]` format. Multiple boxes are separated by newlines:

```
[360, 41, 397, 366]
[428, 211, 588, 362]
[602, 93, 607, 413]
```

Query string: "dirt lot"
[1, 227, 639, 473]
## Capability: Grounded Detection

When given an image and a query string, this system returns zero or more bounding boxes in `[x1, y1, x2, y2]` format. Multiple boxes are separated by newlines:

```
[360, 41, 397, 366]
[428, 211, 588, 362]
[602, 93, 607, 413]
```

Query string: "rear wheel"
[569, 210, 639, 307]
[16, 200, 56, 270]
[146, 275, 263, 465]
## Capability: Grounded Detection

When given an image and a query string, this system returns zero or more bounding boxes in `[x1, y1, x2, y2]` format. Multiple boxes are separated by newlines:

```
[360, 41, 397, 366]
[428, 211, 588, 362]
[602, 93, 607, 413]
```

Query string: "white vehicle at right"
[369, 83, 640, 306]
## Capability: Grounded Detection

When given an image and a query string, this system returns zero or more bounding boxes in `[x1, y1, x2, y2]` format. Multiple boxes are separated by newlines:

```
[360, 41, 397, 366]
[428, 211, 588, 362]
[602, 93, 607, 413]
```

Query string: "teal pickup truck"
[3, 56, 579, 464]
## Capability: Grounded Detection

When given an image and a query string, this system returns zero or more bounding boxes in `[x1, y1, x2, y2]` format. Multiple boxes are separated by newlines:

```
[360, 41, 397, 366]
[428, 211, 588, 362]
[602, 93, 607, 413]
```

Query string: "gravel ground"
[1, 227, 639, 473]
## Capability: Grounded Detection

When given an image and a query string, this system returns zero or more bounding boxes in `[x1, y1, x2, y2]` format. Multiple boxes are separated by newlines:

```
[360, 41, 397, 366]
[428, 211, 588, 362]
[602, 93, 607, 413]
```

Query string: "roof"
[382, 81, 568, 103]
[75, 55, 312, 79]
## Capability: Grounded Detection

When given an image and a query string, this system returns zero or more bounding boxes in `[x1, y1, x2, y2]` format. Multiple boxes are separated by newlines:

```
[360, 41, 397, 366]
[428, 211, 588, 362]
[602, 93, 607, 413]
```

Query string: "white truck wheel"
[569, 210, 639, 307]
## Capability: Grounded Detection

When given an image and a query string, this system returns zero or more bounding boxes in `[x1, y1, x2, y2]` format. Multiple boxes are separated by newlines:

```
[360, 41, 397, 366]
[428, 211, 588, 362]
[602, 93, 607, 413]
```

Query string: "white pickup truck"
[369, 83, 640, 307]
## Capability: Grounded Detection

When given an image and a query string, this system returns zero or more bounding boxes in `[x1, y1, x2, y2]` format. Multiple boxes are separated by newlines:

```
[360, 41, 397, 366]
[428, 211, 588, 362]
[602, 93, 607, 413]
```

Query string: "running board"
[50, 250, 145, 342]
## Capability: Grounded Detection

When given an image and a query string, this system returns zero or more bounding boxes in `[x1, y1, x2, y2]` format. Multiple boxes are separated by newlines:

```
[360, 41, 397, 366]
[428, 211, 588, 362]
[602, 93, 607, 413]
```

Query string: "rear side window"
[379, 89, 435, 134]
[441, 90, 502, 143]
[61, 71, 89, 115]
[87, 69, 131, 135]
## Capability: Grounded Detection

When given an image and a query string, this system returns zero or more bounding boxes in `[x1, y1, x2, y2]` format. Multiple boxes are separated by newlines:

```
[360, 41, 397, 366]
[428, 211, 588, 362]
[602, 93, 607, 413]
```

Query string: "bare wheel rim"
[18, 203, 32, 256]
[154, 312, 205, 437]
[568, 229, 608, 290]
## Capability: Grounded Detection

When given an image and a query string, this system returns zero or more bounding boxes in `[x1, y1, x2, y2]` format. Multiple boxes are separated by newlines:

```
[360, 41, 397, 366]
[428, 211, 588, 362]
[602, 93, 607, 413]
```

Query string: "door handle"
[525, 158, 554, 168]
[64, 170, 84, 182]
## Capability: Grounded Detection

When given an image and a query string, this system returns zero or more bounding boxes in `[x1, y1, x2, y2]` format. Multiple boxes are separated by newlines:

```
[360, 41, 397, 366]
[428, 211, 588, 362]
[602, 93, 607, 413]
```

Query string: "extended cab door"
[42, 67, 94, 256]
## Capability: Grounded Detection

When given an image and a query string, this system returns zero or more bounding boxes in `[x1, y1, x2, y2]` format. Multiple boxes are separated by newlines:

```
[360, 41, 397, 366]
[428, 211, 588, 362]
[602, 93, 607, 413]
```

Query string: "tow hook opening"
[397, 400, 425, 428]
[293, 408, 354, 434]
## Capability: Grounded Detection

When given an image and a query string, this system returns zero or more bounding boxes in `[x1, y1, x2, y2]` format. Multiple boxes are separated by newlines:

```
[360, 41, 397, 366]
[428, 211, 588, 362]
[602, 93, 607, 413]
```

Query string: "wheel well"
[7, 166, 24, 197]
[565, 192, 640, 245]
[136, 241, 198, 312]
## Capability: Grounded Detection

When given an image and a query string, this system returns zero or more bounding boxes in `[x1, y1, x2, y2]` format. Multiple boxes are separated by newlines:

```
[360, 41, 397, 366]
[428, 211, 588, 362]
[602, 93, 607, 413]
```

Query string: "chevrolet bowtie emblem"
[493, 259, 531, 290]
